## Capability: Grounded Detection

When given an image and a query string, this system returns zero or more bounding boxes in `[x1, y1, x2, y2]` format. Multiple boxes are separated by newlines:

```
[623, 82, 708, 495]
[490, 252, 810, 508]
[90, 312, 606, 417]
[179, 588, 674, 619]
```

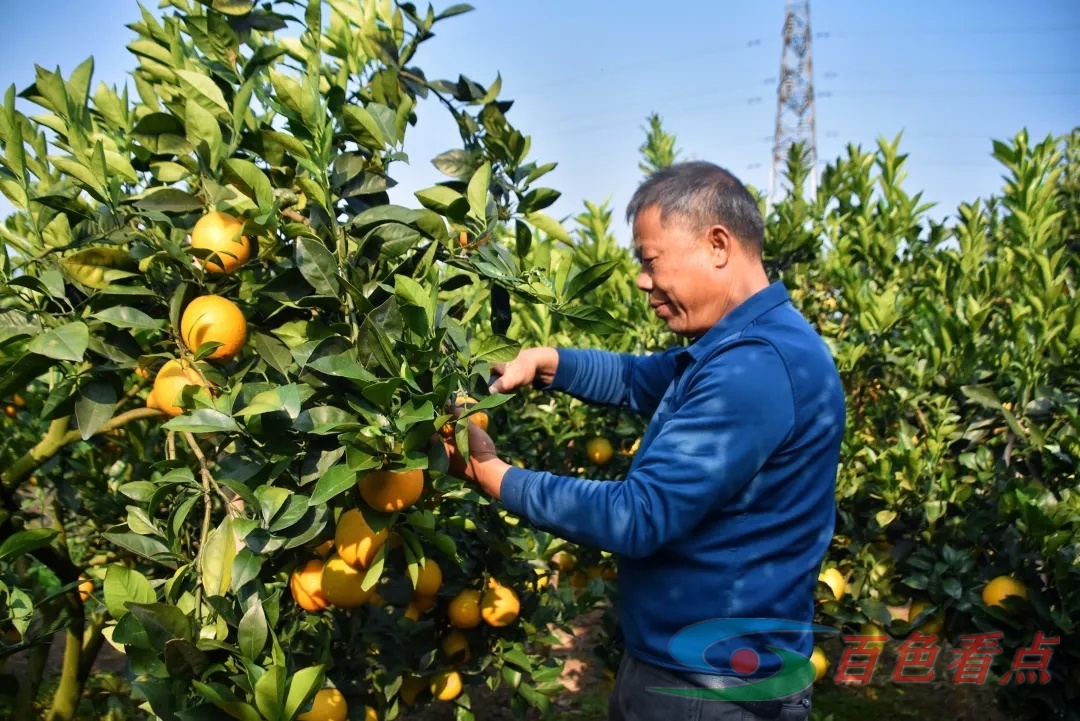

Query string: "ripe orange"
[447, 589, 482, 629]
[982, 575, 1028, 609]
[551, 551, 577, 572]
[859, 622, 887, 650]
[321, 555, 372, 608]
[480, 582, 520, 627]
[290, 559, 329, 612]
[78, 578, 94, 603]
[335, 509, 387, 569]
[363, 707, 377, 721]
[430, 670, 463, 701]
[908, 599, 944, 636]
[190, 211, 251, 274]
[3, 405, 16, 419]
[314, 539, 334, 558]
[297, 687, 347, 721]
[358, 468, 425, 512]
[12, 394, 24, 407]
[586, 437, 614, 465]
[810, 646, 828, 682]
[180, 295, 248, 361]
[152, 359, 208, 417]
[818, 568, 846, 601]
[458, 231, 469, 248]
[441, 630, 470, 664]
[412, 594, 437, 612]
[414, 559, 442, 597]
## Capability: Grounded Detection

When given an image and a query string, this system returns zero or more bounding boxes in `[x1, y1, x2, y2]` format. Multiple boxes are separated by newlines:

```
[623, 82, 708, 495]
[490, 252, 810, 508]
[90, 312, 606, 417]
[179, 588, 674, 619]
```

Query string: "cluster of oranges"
[144, 211, 250, 416]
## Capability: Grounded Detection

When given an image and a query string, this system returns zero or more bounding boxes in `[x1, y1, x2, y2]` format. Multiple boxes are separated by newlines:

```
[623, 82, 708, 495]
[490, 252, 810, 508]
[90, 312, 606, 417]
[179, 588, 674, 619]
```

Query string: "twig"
[182, 432, 236, 516]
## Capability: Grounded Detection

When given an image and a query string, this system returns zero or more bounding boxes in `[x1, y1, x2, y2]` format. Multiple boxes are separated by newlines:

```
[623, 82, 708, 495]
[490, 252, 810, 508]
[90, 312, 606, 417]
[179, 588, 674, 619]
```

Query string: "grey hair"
[625, 161, 765, 256]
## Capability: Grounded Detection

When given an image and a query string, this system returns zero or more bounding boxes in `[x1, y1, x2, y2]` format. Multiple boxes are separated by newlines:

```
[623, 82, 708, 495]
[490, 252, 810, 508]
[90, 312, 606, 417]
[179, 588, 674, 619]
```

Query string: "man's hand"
[488, 347, 560, 393]
[443, 421, 511, 500]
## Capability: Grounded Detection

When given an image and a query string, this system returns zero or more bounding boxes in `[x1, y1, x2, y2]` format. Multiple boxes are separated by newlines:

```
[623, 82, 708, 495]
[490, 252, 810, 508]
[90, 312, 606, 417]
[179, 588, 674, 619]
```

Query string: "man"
[453, 161, 845, 720]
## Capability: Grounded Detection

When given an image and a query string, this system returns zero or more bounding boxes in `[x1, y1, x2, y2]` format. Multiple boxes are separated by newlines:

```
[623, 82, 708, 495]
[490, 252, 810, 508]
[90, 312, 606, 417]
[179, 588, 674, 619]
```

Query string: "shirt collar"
[682, 281, 792, 361]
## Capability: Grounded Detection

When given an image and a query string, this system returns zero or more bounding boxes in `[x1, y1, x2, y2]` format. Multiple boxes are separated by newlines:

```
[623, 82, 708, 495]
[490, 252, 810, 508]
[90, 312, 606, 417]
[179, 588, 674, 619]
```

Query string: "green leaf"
[132, 187, 204, 213]
[163, 409, 241, 434]
[342, 105, 385, 149]
[431, 148, 476, 180]
[291, 406, 360, 435]
[253, 663, 285, 721]
[186, 98, 222, 168]
[200, 517, 237, 597]
[309, 465, 357, 506]
[128, 602, 192, 647]
[295, 237, 339, 296]
[471, 335, 520, 362]
[415, 185, 467, 219]
[237, 601, 268, 660]
[283, 665, 324, 720]
[564, 259, 620, 302]
[223, 158, 274, 209]
[60, 247, 136, 288]
[230, 549, 264, 593]
[212, 0, 255, 15]
[503, 647, 533, 672]
[102, 569, 156, 621]
[236, 385, 302, 419]
[28, 321, 89, 361]
[0, 528, 59, 563]
[91, 306, 164, 331]
[175, 69, 229, 113]
[525, 211, 569, 242]
[519, 187, 560, 214]
[467, 161, 491, 221]
[103, 532, 175, 566]
[75, 381, 117, 440]
[164, 638, 209, 679]
[557, 305, 623, 335]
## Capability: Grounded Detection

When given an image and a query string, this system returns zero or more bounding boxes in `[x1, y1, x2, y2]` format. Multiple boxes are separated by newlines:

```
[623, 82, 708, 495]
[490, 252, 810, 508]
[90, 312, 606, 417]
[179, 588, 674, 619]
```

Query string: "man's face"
[632, 205, 721, 336]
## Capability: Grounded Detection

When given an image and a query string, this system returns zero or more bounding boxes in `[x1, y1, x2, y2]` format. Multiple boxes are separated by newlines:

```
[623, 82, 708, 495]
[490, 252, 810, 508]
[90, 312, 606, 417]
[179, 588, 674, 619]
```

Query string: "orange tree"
[0, 1, 630, 719]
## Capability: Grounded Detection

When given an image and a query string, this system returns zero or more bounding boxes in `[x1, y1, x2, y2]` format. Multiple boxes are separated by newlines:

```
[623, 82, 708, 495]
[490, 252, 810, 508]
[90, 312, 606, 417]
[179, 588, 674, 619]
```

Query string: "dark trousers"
[608, 653, 812, 721]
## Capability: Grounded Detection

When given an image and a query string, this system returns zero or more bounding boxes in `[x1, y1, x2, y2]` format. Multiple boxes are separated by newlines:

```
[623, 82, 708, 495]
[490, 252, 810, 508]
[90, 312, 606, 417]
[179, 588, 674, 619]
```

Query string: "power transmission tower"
[768, 0, 817, 209]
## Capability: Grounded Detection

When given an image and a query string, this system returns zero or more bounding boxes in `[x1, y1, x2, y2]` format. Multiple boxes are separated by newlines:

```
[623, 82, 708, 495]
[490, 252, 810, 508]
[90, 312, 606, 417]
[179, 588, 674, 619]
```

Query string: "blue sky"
[2, 1, 1078, 245]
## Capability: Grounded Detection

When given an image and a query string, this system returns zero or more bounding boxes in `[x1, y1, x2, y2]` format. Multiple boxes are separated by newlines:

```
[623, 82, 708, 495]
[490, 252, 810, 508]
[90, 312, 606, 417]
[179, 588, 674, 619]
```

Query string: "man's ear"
[706, 224, 734, 267]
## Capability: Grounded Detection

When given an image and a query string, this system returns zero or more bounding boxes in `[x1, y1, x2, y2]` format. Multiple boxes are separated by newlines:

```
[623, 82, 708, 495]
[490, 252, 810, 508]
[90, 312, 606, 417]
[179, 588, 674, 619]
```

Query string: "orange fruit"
[414, 559, 442, 597]
[12, 393, 24, 407]
[430, 670, 462, 701]
[297, 687, 347, 721]
[810, 646, 828, 682]
[908, 599, 944, 636]
[358, 468, 424, 512]
[586, 437, 614, 465]
[480, 582, 520, 627]
[334, 509, 387, 570]
[818, 568, 845, 601]
[458, 231, 469, 248]
[152, 359, 208, 417]
[441, 630, 470, 664]
[859, 622, 887, 650]
[551, 551, 577, 572]
[982, 575, 1028, 609]
[135, 365, 151, 380]
[190, 211, 251, 274]
[447, 589, 482, 629]
[321, 554, 372, 608]
[180, 295, 248, 361]
[78, 578, 94, 603]
[363, 707, 377, 721]
[314, 539, 334, 558]
[290, 559, 329, 612]
[3, 405, 16, 419]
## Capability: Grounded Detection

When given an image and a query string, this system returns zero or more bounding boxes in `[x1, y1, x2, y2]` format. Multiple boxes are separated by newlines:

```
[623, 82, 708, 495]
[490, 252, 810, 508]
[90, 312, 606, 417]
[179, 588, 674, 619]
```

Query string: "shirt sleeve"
[501, 339, 795, 559]
[547, 347, 681, 417]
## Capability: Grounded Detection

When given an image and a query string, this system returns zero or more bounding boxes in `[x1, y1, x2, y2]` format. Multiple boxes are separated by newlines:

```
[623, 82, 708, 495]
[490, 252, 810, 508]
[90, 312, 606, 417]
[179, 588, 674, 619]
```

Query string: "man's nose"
[636, 271, 652, 292]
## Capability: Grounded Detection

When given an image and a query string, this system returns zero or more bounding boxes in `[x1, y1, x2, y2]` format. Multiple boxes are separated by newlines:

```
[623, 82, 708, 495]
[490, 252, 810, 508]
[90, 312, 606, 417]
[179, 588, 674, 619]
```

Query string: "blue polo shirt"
[500, 281, 845, 678]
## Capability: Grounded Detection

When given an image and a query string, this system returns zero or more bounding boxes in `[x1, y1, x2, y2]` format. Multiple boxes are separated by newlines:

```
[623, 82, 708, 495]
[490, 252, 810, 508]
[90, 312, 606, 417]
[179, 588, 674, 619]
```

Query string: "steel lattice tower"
[768, 0, 817, 208]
